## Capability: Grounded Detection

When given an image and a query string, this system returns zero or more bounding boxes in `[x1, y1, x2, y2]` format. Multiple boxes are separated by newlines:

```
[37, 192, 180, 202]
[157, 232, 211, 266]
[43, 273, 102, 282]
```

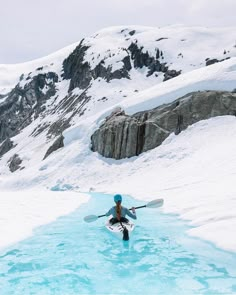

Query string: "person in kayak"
[105, 194, 137, 225]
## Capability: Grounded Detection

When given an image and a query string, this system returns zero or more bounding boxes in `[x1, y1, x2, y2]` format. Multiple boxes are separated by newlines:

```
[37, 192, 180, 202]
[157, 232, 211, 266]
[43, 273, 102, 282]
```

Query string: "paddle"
[83, 198, 164, 223]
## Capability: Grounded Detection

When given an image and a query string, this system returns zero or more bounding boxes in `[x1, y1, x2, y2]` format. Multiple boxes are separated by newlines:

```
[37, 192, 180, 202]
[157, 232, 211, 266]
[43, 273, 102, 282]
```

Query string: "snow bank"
[0, 190, 89, 250]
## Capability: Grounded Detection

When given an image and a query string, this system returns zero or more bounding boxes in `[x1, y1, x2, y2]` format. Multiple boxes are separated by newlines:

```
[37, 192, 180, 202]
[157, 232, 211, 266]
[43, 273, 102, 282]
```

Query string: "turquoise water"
[0, 193, 236, 295]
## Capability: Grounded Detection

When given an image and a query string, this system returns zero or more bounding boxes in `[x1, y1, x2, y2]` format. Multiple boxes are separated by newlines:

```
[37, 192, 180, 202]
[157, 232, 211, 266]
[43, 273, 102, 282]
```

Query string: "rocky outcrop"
[63, 40, 181, 92]
[127, 42, 181, 79]
[91, 91, 236, 159]
[0, 138, 16, 158]
[91, 112, 141, 159]
[62, 40, 91, 90]
[0, 72, 58, 143]
[163, 69, 182, 81]
[62, 41, 131, 92]
[8, 154, 24, 172]
[43, 134, 64, 160]
[205, 57, 231, 66]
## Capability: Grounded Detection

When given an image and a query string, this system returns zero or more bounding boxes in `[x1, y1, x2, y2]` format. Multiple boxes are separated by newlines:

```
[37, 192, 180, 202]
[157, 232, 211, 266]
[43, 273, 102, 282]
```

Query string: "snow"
[0, 25, 236, 253]
[0, 190, 89, 250]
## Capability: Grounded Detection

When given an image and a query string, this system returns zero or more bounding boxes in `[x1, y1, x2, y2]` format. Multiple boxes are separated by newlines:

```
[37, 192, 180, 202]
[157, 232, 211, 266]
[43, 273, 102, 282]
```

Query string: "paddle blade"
[146, 198, 164, 208]
[84, 215, 98, 223]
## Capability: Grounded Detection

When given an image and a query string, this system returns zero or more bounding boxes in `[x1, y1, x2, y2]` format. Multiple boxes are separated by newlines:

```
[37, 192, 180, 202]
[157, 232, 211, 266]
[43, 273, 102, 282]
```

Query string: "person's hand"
[131, 207, 136, 214]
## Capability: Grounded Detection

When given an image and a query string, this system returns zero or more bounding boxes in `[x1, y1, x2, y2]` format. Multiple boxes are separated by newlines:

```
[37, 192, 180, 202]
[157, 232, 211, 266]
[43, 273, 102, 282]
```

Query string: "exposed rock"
[163, 69, 182, 81]
[31, 122, 51, 137]
[127, 42, 181, 79]
[0, 94, 7, 99]
[122, 56, 132, 72]
[62, 40, 92, 90]
[43, 134, 64, 160]
[47, 120, 71, 138]
[92, 114, 138, 159]
[45, 90, 93, 138]
[206, 58, 219, 66]
[0, 138, 16, 158]
[206, 57, 231, 66]
[129, 30, 136, 36]
[0, 72, 58, 143]
[91, 91, 236, 159]
[156, 38, 168, 42]
[128, 42, 157, 70]
[63, 40, 181, 93]
[62, 40, 131, 91]
[8, 154, 24, 172]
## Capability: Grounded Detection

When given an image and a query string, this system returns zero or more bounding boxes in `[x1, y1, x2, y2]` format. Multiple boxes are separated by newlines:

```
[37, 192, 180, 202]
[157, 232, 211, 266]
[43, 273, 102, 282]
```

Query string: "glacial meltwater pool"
[0, 193, 236, 295]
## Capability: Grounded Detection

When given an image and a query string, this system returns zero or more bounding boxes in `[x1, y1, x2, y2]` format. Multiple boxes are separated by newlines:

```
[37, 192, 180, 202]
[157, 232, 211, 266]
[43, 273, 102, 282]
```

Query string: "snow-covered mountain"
[1, 25, 236, 167]
[0, 25, 236, 252]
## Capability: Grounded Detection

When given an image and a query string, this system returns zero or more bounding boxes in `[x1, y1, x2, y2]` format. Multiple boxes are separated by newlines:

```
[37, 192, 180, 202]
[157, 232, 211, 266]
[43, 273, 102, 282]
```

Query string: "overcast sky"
[0, 0, 235, 64]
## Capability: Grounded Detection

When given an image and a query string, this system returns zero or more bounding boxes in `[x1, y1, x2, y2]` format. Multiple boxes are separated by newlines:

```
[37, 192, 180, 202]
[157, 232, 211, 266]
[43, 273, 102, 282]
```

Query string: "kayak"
[105, 219, 135, 241]
[84, 198, 164, 240]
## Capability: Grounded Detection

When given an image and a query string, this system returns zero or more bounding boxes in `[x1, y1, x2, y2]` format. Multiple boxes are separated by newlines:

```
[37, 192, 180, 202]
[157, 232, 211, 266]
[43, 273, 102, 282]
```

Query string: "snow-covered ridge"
[1, 24, 236, 95]
[84, 24, 236, 73]
[0, 42, 79, 94]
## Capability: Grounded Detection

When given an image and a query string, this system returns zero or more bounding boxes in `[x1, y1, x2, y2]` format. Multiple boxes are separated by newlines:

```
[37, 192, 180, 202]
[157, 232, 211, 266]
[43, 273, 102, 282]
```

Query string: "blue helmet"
[114, 194, 122, 203]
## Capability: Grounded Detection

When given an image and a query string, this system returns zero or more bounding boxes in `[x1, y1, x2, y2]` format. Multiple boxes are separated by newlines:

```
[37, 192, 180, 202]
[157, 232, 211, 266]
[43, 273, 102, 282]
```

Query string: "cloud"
[0, 0, 235, 63]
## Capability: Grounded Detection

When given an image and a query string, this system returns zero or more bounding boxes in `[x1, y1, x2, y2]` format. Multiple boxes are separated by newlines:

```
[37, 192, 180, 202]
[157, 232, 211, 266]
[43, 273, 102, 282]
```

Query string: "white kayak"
[105, 219, 135, 241]
[84, 198, 164, 240]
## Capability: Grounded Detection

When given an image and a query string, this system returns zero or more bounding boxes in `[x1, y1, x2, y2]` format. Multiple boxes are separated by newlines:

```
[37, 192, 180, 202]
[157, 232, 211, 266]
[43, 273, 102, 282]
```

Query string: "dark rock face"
[8, 154, 24, 172]
[0, 72, 58, 143]
[45, 89, 92, 138]
[91, 91, 236, 159]
[206, 58, 219, 66]
[62, 40, 91, 90]
[127, 42, 181, 79]
[163, 69, 182, 81]
[128, 42, 165, 77]
[63, 41, 131, 92]
[63, 41, 132, 92]
[0, 94, 6, 100]
[205, 57, 231, 66]
[129, 30, 136, 36]
[0, 138, 16, 158]
[43, 134, 64, 159]
[91, 113, 140, 159]
[63, 40, 181, 93]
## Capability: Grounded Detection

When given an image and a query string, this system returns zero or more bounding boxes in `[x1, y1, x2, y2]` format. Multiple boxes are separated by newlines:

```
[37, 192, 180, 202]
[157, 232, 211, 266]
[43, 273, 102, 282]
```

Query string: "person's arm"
[125, 207, 137, 219]
[105, 207, 113, 217]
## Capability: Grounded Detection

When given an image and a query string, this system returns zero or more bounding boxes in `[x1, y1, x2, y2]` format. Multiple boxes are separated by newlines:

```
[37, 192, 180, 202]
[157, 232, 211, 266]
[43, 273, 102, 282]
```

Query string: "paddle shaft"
[84, 199, 163, 222]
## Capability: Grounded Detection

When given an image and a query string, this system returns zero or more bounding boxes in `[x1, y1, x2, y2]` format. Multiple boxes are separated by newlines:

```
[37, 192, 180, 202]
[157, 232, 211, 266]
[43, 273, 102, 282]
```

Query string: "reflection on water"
[0, 193, 236, 295]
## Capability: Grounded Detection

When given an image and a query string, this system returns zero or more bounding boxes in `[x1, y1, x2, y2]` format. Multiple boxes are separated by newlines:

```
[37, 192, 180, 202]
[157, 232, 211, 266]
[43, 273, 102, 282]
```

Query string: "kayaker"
[105, 194, 137, 225]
